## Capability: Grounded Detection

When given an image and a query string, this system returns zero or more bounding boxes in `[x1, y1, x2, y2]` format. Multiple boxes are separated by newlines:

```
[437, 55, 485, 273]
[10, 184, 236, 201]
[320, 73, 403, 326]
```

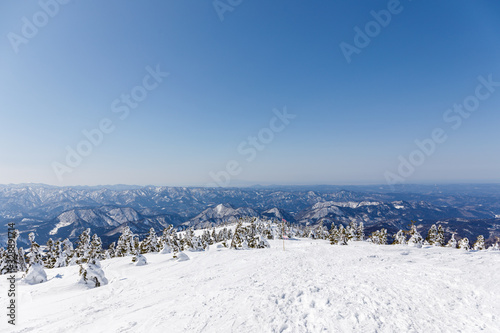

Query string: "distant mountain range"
[1, 183, 499, 247]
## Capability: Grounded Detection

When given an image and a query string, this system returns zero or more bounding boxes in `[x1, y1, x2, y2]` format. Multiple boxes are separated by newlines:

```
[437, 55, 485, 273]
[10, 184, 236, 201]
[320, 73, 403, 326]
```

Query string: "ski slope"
[2, 239, 500, 333]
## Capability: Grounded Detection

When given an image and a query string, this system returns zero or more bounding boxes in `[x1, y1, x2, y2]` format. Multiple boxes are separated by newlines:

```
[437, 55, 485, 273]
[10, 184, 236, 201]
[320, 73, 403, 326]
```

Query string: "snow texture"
[2, 239, 499, 332]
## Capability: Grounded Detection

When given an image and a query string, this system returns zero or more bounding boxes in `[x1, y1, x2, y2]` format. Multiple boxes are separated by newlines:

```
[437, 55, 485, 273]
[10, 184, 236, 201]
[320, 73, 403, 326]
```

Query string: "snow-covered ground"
[2, 239, 499, 333]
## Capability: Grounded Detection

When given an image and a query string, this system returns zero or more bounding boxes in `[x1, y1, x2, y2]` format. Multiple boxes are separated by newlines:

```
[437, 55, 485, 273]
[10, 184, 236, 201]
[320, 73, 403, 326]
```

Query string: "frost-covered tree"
[106, 242, 116, 259]
[329, 224, 339, 245]
[17, 248, 28, 273]
[90, 234, 104, 260]
[61, 238, 76, 266]
[44, 238, 57, 269]
[446, 234, 457, 248]
[458, 237, 470, 251]
[435, 225, 445, 247]
[79, 259, 108, 288]
[141, 228, 159, 254]
[369, 229, 387, 245]
[426, 225, 438, 246]
[74, 228, 91, 264]
[230, 220, 247, 249]
[407, 223, 423, 248]
[182, 228, 196, 251]
[133, 252, 148, 266]
[356, 222, 365, 241]
[24, 233, 47, 284]
[392, 230, 407, 245]
[27, 232, 43, 266]
[489, 238, 500, 251]
[116, 226, 134, 257]
[338, 225, 350, 245]
[473, 235, 485, 251]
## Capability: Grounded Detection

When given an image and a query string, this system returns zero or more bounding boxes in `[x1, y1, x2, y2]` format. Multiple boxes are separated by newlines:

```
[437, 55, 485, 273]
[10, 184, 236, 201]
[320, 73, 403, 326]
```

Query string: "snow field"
[1, 239, 499, 333]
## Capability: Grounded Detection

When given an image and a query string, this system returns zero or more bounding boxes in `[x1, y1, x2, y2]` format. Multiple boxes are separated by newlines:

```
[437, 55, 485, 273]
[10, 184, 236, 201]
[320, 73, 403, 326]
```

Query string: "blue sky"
[0, 0, 499, 186]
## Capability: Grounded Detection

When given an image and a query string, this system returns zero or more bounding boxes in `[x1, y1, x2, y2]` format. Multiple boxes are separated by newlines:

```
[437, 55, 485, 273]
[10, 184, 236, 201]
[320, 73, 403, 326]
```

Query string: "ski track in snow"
[1, 240, 499, 333]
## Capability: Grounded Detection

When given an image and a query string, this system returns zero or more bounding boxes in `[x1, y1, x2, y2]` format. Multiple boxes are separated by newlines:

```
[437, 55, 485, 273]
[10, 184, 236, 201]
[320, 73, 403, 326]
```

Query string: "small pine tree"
[230, 220, 247, 249]
[473, 235, 485, 251]
[426, 225, 438, 246]
[458, 237, 470, 251]
[27, 232, 44, 266]
[489, 238, 500, 251]
[75, 228, 91, 264]
[435, 225, 445, 246]
[44, 238, 57, 269]
[106, 242, 116, 259]
[329, 224, 339, 245]
[338, 225, 350, 245]
[17, 247, 28, 273]
[369, 229, 387, 245]
[24, 233, 47, 284]
[141, 228, 159, 254]
[407, 222, 423, 248]
[79, 258, 108, 288]
[356, 222, 365, 241]
[61, 239, 76, 266]
[393, 230, 407, 245]
[90, 234, 104, 260]
[116, 226, 134, 257]
[446, 234, 457, 248]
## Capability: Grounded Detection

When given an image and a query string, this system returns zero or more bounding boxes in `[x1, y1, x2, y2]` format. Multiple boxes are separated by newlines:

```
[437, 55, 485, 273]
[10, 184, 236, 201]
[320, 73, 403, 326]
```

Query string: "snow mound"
[175, 252, 189, 261]
[23, 263, 47, 285]
[134, 254, 148, 266]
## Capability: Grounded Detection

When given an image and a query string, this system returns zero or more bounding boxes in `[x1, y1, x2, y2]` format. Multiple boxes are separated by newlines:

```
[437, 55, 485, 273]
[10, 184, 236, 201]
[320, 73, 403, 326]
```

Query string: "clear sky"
[0, 0, 499, 187]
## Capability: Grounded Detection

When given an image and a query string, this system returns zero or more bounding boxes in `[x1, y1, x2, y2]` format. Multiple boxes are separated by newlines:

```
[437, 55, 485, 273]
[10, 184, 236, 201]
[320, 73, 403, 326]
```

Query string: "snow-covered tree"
[141, 228, 159, 254]
[369, 229, 387, 245]
[116, 226, 134, 257]
[393, 230, 407, 245]
[446, 234, 457, 248]
[90, 234, 104, 260]
[106, 242, 116, 259]
[329, 224, 339, 245]
[182, 228, 196, 251]
[356, 222, 365, 241]
[435, 225, 445, 246]
[17, 247, 28, 273]
[473, 235, 485, 251]
[27, 232, 43, 266]
[24, 263, 47, 284]
[74, 228, 91, 264]
[24, 233, 47, 284]
[44, 238, 57, 269]
[489, 238, 500, 251]
[79, 259, 108, 288]
[407, 223, 423, 248]
[426, 225, 438, 246]
[132, 251, 148, 266]
[458, 237, 470, 251]
[61, 238, 76, 266]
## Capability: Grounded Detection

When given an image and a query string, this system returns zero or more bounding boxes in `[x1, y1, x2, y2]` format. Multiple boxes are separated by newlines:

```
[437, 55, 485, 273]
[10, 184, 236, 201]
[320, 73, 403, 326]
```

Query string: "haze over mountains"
[1, 183, 499, 247]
